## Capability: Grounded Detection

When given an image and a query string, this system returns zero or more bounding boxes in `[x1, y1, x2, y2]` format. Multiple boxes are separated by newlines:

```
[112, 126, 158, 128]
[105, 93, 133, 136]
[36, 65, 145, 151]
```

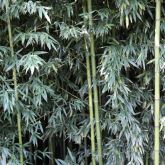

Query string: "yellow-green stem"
[82, 1, 96, 164]
[154, 0, 161, 165]
[6, 1, 24, 165]
[84, 40, 96, 165]
[87, 0, 103, 165]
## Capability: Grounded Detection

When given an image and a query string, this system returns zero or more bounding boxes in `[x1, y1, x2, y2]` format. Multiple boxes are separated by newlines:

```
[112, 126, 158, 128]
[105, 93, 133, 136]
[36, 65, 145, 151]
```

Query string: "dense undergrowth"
[0, 0, 165, 165]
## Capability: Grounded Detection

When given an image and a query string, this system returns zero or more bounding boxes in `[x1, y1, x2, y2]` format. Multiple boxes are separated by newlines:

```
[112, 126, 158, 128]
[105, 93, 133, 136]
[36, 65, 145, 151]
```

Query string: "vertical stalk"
[30, 142, 33, 164]
[87, 0, 103, 165]
[6, 1, 24, 165]
[84, 137, 88, 165]
[63, 132, 66, 159]
[49, 136, 54, 165]
[82, 1, 96, 165]
[154, 0, 161, 165]
[145, 152, 148, 165]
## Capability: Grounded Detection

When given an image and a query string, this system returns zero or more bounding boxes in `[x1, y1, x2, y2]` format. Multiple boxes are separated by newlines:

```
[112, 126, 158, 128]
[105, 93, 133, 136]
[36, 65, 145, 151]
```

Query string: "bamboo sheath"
[154, 0, 161, 165]
[6, 1, 24, 165]
[87, 0, 103, 165]
[82, 1, 96, 164]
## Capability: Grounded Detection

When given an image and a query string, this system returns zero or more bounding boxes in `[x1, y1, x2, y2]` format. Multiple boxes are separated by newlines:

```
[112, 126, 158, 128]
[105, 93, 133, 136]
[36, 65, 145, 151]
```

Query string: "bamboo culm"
[87, 0, 103, 165]
[49, 137, 55, 165]
[154, 0, 161, 165]
[6, 1, 24, 165]
[82, 1, 96, 164]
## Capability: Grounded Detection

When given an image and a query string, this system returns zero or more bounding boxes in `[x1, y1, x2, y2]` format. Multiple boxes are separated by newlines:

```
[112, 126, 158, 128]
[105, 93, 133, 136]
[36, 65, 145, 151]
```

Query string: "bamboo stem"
[87, 0, 103, 165]
[49, 136, 54, 165]
[82, 1, 96, 164]
[85, 36, 96, 165]
[145, 152, 148, 165]
[6, 1, 24, 165]
[84, 137, 88, 165]
[154, 0, 161, 165]
[63, 132, 66, 159]
[30, 142, 33, 164]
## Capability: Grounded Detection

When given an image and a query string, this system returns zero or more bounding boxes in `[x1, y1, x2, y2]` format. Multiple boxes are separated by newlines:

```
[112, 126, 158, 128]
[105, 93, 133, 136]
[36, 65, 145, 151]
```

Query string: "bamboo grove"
[0, 0, 165, 165]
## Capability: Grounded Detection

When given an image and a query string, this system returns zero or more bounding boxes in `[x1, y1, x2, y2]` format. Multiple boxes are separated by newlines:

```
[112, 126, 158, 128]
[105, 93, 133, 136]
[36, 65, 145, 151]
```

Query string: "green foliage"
[56, 148, 78, 165]
[0, 0, 165, 165]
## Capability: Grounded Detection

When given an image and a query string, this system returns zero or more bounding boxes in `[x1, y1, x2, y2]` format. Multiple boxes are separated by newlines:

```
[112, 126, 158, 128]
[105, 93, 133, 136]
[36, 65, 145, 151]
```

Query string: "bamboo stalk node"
[154, 98, 161, 100]
[155, 45, 160, 48]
